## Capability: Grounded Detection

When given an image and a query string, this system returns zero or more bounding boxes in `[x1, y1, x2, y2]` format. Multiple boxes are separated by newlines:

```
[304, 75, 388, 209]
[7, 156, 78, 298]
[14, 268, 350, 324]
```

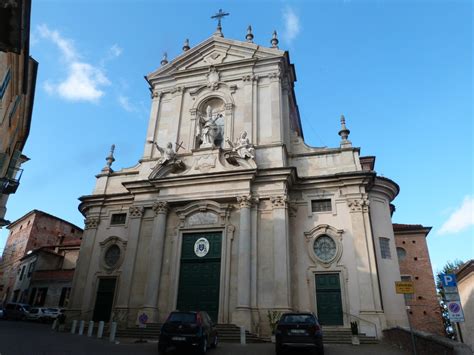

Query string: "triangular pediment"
[147, 35, 285, 80]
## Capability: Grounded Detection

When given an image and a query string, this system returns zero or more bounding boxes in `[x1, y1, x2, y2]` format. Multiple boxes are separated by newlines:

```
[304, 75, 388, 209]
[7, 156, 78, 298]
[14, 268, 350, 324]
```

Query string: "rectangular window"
[379, 237, 391, 259]
[0, 68, 11, 99]
[27, 262, 35, 278]
[19, 265, 26, 280]
[311, 199, 332, 213]
[58, 287, 71, 307]
[401, 275, 413, 300]
[111, 213, 127, 225]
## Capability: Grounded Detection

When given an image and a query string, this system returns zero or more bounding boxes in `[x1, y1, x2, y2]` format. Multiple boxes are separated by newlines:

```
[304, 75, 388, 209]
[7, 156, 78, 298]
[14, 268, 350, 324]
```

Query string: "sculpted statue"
[226, 131, 255, 159]
[148, 140, 184, 170]
[197, 105, 222, 148]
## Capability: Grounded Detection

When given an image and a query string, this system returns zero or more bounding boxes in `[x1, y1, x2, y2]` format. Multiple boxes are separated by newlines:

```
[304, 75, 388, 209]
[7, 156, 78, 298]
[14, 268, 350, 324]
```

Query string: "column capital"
[84, 216, 99, 230]
[152, 201, 169, 215]
[347, 198, 370, 213]
[270, 195, 288, 209]
[129, 206, 145, 218]
[237, 195, 252, 209]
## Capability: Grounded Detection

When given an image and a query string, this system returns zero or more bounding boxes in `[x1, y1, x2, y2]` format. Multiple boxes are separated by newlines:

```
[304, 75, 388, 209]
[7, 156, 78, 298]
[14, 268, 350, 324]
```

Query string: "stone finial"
[101, 144, 115, 173]
[182, 38, 190, 52]
[160, 52, 168, 66]
[338, 114, 352, 148]
[271, 30, 279, 48]
[246, 25, 254, 42]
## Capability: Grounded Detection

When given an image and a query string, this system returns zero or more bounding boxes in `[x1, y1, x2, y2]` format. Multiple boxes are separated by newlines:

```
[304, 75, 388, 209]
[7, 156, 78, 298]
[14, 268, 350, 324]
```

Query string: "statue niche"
[196, 100, 225, 149]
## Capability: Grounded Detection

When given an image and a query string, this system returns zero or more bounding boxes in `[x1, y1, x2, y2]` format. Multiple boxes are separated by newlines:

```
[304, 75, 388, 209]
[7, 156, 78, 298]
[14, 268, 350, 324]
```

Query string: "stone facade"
[69, 30, 409, 337]
[393, 224, 445, 336]
[0, 210, 83, 303]
[0, 0, 38, 227]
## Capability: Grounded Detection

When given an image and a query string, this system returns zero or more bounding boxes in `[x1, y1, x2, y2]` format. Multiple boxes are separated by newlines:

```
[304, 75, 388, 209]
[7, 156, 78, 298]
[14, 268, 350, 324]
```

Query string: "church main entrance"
[92, 277, 116, 322]
[176, 232, 222, 322]
[315, 273, 343, 326]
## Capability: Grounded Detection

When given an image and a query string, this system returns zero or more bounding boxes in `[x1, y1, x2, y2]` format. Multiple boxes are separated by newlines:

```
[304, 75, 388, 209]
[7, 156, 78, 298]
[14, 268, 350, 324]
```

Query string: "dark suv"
[158, 311, 218, 354]
[275, 312, 324, 355]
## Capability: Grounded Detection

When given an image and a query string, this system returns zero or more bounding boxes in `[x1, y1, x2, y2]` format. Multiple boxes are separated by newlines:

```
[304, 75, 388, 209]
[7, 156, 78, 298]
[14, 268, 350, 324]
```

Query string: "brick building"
[0, 210, 83, 303]
[393, 223, 445, 336]
[456, 260, 473, 351]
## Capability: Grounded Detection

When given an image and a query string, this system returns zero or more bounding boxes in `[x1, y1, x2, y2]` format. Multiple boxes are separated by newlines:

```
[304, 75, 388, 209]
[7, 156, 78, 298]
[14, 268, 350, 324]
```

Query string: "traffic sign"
[395, 281, 414, 294]
[137, 312, 148, 328]
[440, 274, 457, 288]
[447, 301, 465, 322]
[445, 292, 460, 301]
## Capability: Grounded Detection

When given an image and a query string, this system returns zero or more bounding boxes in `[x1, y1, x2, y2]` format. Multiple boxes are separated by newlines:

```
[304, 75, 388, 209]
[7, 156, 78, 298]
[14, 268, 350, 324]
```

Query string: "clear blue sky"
[1, 0, 472, 274]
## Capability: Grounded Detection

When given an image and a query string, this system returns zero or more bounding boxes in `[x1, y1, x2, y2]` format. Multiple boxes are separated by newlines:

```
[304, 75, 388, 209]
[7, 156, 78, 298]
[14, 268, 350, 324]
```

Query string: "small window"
[396, 247, 406, 261]
[311, 199, 332, 213]
[19, 265, 26, 280]
[111, 213, 127, 225]
[379, 238, 391, 259]
[27, 262, 36, 278]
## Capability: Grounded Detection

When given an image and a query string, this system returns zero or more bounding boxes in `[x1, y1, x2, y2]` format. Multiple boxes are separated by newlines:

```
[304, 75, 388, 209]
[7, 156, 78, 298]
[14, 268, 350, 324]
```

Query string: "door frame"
[306, 268, 350, 328]
[91, 276, 118, 322]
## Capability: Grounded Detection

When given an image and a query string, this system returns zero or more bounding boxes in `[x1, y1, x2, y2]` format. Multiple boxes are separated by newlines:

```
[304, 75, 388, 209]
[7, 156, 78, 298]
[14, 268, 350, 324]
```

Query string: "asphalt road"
[0, 320, 409, 355]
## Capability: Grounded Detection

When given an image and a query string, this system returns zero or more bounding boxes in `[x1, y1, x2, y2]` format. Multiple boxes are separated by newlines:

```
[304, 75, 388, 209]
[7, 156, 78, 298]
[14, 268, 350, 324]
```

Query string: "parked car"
[25, 307, 50, 322]
[275, 312, 324, 355]
[158, 311, 218, 354]
[43, 307, 63, 321]
[0, 307, 4, 319]
[3, 303, 30, 320]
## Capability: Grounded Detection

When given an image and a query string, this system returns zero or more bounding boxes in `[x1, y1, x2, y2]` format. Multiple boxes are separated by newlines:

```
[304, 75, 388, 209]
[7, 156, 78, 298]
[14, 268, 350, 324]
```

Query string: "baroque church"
[68, 19, 408, 337]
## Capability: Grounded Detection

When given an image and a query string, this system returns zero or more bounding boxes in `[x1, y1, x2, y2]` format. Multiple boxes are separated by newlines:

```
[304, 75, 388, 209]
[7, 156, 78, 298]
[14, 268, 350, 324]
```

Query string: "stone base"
[232, 307, 252, 332]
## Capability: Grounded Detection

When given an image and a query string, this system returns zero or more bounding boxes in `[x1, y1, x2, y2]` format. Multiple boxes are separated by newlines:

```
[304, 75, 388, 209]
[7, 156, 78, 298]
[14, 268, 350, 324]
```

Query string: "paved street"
[0, 320, 409, 355]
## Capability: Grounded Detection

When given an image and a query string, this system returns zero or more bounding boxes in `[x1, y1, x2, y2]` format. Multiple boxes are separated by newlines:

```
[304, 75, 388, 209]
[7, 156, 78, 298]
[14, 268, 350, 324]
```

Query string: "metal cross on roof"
[211, 9, 230, 34]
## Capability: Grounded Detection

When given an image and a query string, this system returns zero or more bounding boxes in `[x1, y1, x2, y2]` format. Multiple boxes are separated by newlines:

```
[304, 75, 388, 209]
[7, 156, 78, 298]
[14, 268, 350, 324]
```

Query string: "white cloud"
[37, 24, 111, 102]
[282, 7, 301, 43]
[118, 95, 136, 112]
[109, 44, 123, 58]
[439, 196, 474, 235]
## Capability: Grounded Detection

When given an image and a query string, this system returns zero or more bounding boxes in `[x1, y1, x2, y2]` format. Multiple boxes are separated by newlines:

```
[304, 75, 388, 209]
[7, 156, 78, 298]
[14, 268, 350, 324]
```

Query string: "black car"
[275, 312, 324, 355]
[158, 311, 218, 354]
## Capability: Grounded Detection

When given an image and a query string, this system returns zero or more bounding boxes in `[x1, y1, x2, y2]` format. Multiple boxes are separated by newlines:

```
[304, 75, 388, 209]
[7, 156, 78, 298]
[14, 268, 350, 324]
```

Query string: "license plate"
[290, 329, 306, 334]
[172, 336, 186, 341]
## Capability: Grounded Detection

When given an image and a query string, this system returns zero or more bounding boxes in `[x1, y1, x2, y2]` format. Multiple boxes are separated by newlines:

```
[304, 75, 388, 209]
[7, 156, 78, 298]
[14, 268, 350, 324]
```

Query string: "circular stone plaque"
[194, 237, 210, 257]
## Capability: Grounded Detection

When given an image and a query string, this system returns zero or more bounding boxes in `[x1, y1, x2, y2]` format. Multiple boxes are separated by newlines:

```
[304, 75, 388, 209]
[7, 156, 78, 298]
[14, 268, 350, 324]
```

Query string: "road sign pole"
[405, 302, 417, 355]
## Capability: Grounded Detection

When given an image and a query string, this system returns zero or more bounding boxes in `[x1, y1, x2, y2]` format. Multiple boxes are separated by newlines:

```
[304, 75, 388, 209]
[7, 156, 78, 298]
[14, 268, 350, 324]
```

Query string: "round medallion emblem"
[104, 244, 121, 267]
[194, 237, 210, 257]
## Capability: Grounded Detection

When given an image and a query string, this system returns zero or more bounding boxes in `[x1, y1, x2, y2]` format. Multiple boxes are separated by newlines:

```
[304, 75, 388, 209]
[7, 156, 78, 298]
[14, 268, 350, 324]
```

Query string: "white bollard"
[240, 326, 246, 345]
[71, 320, 77, 334]
[51, 319, 58, 331]
[87, 321, 94, 337]
[109, 321, 117, 342]
[97, 321, 105, 339]
[78, 320, 85, 335]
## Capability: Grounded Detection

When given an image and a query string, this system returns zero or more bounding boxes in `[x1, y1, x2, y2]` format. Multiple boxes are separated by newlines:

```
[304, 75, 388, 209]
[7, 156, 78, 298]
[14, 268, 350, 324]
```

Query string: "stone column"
[271, 195, 291, 310]
[68, 216, 100, 319]
[114, 205, 144, 325]
[232, 195, 252, 330]
[142, 201, 169, 322]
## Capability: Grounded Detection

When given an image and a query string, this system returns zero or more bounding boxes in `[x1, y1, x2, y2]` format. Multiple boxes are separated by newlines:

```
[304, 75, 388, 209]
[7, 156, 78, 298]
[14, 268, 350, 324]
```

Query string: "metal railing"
[343, 311, 378, 339]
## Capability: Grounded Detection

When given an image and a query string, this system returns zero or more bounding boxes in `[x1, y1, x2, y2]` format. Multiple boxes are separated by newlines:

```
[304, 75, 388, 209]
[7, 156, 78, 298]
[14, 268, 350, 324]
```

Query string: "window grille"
[311, 199, 332, 212]
[380, 237, 391, 259]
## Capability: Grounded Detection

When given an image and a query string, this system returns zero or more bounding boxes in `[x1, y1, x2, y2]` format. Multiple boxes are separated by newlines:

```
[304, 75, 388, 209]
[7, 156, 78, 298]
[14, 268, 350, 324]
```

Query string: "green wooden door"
[315, 273, 343, 326]
[177, 232, 221, 322]
[93, 278, 116, 322]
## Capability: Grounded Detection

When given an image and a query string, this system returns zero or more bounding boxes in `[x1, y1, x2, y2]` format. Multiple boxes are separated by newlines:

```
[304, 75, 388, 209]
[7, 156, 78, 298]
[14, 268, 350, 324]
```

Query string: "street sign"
[445, 292, 460, 301]
[395, 281, 414, 294]
[446, 301, 465, 322]
[440, 274, 457, 288]
[137, 312, 148, 328]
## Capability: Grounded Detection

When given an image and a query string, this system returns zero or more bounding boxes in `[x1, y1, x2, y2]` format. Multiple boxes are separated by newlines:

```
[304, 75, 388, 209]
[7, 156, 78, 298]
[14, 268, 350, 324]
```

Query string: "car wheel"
[210, 334, 218, 348]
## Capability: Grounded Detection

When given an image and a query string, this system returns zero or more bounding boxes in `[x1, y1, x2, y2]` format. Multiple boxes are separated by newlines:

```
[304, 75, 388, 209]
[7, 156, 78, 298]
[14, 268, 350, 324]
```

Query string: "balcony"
[0, 167, 23, 195]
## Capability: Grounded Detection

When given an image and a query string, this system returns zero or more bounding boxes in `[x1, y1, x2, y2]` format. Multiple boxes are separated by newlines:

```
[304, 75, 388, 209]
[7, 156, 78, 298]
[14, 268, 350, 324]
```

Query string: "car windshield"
[22, 305, 30, 311]
[47, 308, 59, 312]
[29, 308, 39, 314]
[280, 314, 315, 323]
[167, 312, 196, 323]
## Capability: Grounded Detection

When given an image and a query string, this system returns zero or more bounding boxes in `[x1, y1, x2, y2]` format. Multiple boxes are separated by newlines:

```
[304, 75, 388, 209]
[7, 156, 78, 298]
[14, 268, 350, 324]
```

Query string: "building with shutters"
[69, 23, 410, 337]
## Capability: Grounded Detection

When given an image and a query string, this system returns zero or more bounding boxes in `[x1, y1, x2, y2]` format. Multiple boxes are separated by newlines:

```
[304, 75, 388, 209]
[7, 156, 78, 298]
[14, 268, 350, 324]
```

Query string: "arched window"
[396, 247, 406, 261]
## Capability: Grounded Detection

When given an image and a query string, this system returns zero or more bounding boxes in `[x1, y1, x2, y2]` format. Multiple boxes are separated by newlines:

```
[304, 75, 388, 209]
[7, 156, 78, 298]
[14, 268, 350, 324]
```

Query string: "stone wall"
[383, 327, 472, 355]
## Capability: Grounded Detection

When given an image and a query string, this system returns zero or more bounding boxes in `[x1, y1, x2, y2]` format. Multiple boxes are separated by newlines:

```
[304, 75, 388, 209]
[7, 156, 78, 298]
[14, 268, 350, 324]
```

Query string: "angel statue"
[147, 141, 177, 165]
[226, 131, 255, 159]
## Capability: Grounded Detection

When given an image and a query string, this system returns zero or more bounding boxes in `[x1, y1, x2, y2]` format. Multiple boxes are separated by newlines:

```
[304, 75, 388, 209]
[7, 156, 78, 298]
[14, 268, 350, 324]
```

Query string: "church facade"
[68, 27, 408, 337]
